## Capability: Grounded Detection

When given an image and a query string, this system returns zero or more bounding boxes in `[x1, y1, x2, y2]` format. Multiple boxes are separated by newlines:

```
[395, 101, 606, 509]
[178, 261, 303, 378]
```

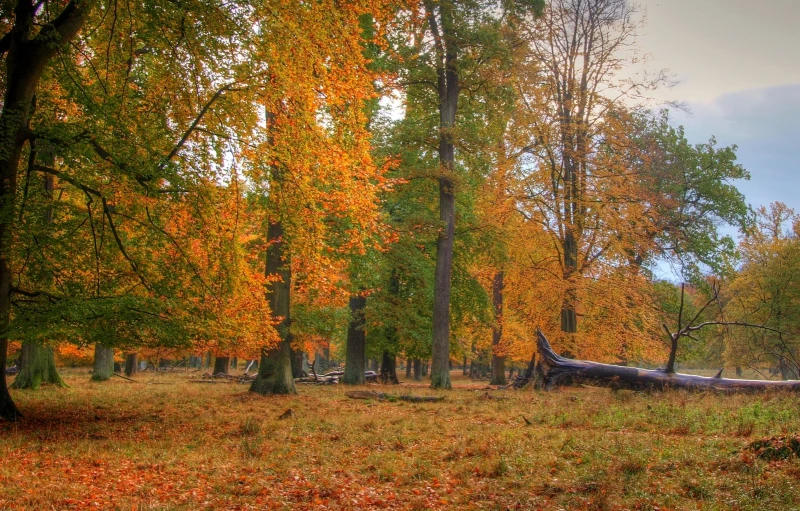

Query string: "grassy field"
[1, 368, 799, 510]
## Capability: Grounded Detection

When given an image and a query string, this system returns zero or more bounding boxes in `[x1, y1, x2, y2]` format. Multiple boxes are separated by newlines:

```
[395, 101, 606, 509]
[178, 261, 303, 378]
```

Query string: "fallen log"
[345, 390, 445, 403]
[536, 329, 800, 392]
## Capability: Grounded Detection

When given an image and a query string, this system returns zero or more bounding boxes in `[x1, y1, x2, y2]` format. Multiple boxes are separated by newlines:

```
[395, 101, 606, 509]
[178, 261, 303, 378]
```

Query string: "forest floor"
[1, 369, 799, 510]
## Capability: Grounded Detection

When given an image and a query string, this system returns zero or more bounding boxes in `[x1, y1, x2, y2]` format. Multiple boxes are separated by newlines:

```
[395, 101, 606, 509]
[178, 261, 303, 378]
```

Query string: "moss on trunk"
[11, 341, 66, 390]
[91, 344, 115, 382]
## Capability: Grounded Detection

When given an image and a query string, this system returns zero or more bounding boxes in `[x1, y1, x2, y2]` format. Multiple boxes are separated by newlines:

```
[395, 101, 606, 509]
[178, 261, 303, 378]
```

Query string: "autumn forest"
[1, 0, 799, 509]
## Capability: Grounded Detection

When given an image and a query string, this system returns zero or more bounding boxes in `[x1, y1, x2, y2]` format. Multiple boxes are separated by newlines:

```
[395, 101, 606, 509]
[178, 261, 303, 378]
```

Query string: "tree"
[342, 294, 368, 385]
[0, 0, 91, 420]
[392, 0, 544, 389]
[508, 0, 750, 360]
[725, 203, 800, 379]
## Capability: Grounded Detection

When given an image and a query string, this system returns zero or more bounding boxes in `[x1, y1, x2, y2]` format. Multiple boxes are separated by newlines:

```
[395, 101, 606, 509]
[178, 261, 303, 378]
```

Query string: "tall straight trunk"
[291, 349, 304, 378]
[405, 359, 412, 379]
[380, 351, 399, 384]
[205, 351, 212, 370]
[230, 357, 238, 370]
[413, 358, 422, 381]
[490, 271, 506, 385]
[213, 356, 230, 375]
[343, 294, 367, 385]
[250, 220, 296, 395]
[322, 346, 330, 371]
[91, 344, 115, 382]
[463, 356, 468, 375]
[429, 1, 459, 390]
[10, 343, 65, 389]
[560, 166, 578, 335]
[124, 353, 138, 377]
[0, 1, 90, 420]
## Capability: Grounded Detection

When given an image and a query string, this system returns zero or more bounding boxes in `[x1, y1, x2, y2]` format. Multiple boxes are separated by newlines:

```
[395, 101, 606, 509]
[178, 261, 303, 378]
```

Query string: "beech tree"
[0, 0, 91, 420]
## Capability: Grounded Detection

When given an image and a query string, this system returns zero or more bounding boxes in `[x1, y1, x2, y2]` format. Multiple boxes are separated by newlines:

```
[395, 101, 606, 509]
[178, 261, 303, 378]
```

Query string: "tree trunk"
[91, 344, 115, 382]
[205, 351, 212, 370]
[0, 0, 90, 421]
[250, 219, 296, 395]
[380, 351, 399, 384]
[779, 358, 798, 380]
[124, 353, 138, 377]
[536, 329, 800, 392]
[213, 356, 230, 375]
[10, 342, 66, 389]
[343, 294, 367, 385]
[231, 357, 238, 370]
[413, 358, 422, 381]
[12, 157, 67, 391]
[490, 271, 506, 385]
[422, 362, 428, 377]
[322, 346, 330, 371]
[405, 359, 412, 379]
[291, 349, 305, 378]
[429, 2, 459, 390]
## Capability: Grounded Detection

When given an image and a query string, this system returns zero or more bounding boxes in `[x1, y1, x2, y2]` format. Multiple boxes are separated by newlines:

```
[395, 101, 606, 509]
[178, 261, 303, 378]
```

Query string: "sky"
[633, 0, 800, 220]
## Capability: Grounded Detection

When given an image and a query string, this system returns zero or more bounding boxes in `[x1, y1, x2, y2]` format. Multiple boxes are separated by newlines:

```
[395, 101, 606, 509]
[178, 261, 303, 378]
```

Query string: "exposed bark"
[0, 0, 91, 421]
[250, 110, 295, 396]
[291, 349, 306, 378]
[428, 1, 459, 390]
[250, 219, 296, 396]
[91, 344, 115, 381]
[231, 357, 238, 370]
[10, 342, 65, 389]
[124, 353, 138, 377]
[322, 346, 330, 371]
[513, 351, 537, 388]
[413, 358, 422, 381]
[405, 359, 412, 379]
[342, 294, 367, 385]
[490, 271, 506, 385]
[537, 329, 800, 392]
[380, 351, 399, 384]
[213, 356, 230, 375]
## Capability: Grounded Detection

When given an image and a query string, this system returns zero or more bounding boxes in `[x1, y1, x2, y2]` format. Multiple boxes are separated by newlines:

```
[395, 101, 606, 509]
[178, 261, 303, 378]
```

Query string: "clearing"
[1, 369, 799, 510]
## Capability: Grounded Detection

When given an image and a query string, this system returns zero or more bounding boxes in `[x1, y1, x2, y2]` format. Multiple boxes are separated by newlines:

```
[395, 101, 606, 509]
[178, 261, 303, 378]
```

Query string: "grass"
[1, 368, 799, 510]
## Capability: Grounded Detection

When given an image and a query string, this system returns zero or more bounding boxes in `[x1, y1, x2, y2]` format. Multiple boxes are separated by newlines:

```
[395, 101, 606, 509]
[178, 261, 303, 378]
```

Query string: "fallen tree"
[537, 282, 800, 392]
[345, 390, 445, 403]
[536, 329, 800, 392]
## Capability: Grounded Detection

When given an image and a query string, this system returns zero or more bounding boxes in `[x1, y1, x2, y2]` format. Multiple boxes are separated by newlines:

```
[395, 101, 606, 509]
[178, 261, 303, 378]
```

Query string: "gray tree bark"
[124, 353, 138, 377]
[11, 343, 66, 389]
[91, 344, 115, 382]
[343, 294, 367, 385]
[213, 356, 230, 375]
[380, 351, 399, 384]
[250, 219, 296, 395]
[490, 271, 507, 385]
[428, 1, 459, 390]
[0, 0, 90, 421]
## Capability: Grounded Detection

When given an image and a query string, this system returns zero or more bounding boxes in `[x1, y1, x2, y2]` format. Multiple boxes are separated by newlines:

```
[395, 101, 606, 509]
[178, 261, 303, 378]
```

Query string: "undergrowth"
[1, 369, 799, 510]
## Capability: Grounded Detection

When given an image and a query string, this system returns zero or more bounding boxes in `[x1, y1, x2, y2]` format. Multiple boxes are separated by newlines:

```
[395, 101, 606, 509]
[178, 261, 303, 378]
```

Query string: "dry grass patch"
[0, 370, 799, 509]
